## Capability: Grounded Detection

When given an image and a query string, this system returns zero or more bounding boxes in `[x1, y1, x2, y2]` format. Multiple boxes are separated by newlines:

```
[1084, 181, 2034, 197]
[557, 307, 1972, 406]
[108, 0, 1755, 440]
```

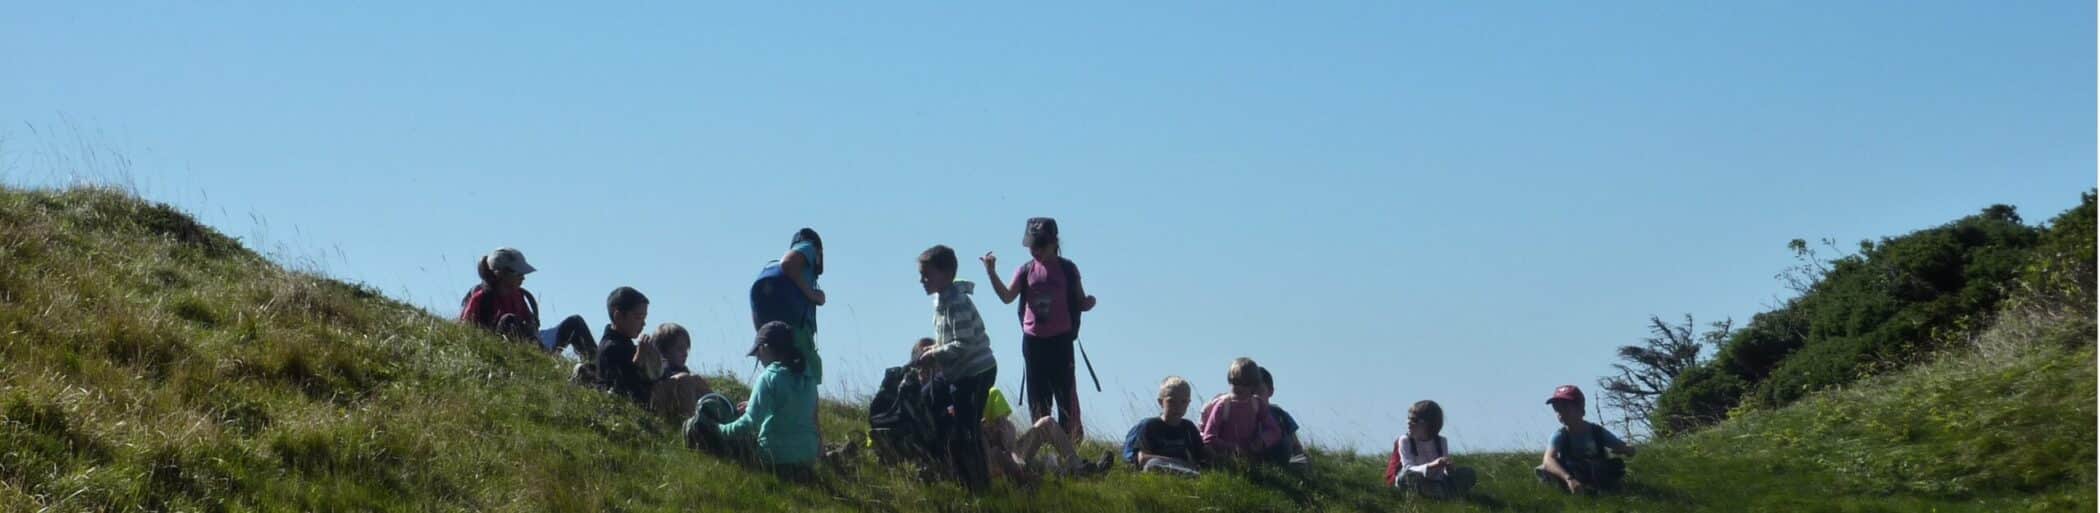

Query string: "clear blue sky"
[3, 2, 2092, 453]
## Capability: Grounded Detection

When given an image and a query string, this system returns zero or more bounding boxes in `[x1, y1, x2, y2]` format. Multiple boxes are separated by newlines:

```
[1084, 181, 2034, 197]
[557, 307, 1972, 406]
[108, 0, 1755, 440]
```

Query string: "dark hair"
[1409, 400, 1445, 435]
[918, 245, 958, 274]
[792, 228, 824, 276]
[1259, 367, 1274, 390]
[606, 286, 650, 321]
[911, 337, 937, 366]
[756, 321, 807, 374]
[476, 256, 499, 287]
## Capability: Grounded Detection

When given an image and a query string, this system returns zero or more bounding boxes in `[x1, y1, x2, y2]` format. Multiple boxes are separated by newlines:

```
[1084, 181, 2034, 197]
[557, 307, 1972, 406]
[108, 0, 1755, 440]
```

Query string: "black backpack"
[869, 367, 941, 460]
[1012, 257, 1084, 333]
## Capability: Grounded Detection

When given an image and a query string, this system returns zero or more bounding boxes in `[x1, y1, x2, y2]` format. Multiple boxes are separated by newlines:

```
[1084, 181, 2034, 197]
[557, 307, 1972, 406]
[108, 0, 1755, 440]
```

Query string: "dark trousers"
[1022, 333, 1081, 436]
[1537, 458, 1626, 493]
[946, 367, 997, 491]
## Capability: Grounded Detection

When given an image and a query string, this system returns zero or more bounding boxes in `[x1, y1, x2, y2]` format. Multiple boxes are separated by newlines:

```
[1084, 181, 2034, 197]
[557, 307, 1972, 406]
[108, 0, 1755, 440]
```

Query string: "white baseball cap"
[487, 247, 537, 275]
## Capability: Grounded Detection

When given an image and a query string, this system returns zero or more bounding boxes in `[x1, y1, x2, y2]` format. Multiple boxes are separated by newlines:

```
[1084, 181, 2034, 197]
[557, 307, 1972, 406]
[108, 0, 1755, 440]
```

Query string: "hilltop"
[0, 185, 2089, 512]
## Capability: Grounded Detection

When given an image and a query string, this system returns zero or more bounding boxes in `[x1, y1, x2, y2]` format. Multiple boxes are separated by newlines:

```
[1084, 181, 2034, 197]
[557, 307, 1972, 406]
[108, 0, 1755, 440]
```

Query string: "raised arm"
[980, 252, 1019, 304]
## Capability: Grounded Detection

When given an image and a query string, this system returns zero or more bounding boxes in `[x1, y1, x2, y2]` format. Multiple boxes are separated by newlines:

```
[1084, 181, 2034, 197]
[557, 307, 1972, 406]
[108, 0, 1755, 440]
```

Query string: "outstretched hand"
[980, 251, 998, 272]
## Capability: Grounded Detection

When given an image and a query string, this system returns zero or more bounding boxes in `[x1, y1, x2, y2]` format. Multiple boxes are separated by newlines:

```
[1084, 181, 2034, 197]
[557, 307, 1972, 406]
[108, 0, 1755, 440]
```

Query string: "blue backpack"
[749, 260, 815, 331]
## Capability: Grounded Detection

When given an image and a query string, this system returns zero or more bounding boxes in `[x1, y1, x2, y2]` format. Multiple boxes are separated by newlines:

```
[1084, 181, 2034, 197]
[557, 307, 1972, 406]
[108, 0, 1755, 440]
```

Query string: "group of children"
[455, 219, 1639, 498]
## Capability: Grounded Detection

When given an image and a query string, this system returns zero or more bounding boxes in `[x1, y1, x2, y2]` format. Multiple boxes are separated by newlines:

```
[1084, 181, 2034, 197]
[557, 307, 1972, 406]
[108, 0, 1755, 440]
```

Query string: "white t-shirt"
[1397, 435, 1451, 481]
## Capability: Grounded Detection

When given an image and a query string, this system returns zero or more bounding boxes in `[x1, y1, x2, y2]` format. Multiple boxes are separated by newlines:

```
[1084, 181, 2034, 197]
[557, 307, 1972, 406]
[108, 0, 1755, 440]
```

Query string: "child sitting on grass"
[1133, 376, 1209, 476]
[1257, 367, 1310, 469]
[686, 321, 820, 476]
[1536, 385, 1635, 494]
[981, 387, 1110, 484]
[459, 247, 541, 341]
[1386, 400, 1476, 498]
[594, 287, 652, 405]
[1200, 358, 1283, 462]
[638, 323, 712, 420]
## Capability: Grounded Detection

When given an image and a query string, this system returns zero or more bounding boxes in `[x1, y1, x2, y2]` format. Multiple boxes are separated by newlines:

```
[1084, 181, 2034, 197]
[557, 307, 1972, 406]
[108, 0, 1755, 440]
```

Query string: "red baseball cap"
[1546, 384, 1584, 404]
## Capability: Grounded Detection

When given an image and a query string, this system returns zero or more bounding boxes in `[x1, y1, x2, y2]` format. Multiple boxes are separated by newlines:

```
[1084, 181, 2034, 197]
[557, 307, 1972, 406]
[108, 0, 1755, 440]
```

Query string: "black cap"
[750, 321, 794, 357]
[1022, 217, 1059, 248]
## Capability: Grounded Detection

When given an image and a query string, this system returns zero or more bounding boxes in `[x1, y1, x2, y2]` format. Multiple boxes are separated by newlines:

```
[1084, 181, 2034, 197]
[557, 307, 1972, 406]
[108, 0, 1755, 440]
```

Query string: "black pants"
[946, 367, 997, 491]
[1022, 332, 1081, 436]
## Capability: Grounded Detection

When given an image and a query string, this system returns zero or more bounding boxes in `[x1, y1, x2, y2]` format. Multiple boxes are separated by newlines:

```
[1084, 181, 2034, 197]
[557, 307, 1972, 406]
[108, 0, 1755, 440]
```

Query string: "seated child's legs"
[1018, 417, 1081, 468]
[1142, 457, 1201, 477]
[555, 315, 596, 359]
[1535, 465, 1568, 490]
[1592, 458, 1626, 490]
[1447, 467, 1478, 496]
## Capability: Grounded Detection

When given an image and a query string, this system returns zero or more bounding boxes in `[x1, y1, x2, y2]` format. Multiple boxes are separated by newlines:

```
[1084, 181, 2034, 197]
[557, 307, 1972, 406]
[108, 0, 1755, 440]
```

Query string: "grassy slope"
[0, 186, 2090, 512]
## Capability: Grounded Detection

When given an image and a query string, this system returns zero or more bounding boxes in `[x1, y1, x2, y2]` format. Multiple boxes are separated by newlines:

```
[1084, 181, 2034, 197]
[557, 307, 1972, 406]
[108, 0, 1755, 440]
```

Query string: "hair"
[1227, 357, 1262, 387]
[1259, 367, 1275, 391]
[653, 323, 691, 354]
[793, 228, 824, 276]
[1409, 400, 1445, 435]
[918, 245, 958, 275]
[476, 256, 499, 287]
[1158, 376, 1192, 400]
[1025, 219, 1061, 254]
[756, 321, 807, 374]
[911, 337, 937, 366]
[606, 287, 650, 321]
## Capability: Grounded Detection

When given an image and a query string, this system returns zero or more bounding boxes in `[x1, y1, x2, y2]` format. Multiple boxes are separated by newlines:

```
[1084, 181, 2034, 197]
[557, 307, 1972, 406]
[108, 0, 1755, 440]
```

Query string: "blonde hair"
[1158, 376, 1192, 400]
[1227, 357, 1262, 387]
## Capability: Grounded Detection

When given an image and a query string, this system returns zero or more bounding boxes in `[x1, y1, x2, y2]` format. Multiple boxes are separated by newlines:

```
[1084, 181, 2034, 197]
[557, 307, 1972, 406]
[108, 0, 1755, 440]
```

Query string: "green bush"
[1655, 198, 2063, 434]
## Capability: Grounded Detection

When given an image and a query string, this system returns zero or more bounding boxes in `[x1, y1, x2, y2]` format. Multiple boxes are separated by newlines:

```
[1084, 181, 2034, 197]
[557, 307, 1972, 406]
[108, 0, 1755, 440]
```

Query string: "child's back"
[1199, 390, 1281, 456]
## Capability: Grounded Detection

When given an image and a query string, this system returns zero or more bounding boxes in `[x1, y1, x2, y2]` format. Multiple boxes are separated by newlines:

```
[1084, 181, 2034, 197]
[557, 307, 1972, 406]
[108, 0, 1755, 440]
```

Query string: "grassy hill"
[0, 185, 2090, 512]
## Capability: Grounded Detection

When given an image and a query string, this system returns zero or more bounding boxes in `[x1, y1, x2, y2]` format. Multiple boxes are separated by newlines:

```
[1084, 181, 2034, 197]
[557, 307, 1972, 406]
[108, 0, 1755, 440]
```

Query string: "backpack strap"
[1060, 257, 1083, 332]
[522, 289, 541, 326]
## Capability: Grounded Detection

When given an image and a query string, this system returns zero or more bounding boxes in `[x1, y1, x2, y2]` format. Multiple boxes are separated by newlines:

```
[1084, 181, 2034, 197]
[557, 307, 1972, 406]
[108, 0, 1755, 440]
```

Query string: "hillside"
[0, 185, 2090, 512]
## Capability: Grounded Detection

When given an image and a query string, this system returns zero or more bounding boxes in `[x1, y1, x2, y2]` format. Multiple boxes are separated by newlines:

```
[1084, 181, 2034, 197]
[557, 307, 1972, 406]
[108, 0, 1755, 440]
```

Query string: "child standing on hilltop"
[1536, 385, 1636, 494]
[983, 217, 1097, 440]
[1386, 400, 1477, 498]
[1200, 358, 1284, 461]
[919, 244, 1000, 491]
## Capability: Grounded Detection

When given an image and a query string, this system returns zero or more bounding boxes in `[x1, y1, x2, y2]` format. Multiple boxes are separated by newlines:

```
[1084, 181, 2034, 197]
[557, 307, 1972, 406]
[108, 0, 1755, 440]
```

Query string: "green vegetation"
[1656, 194, 2094, 436]
[0, 185, 2089, 511]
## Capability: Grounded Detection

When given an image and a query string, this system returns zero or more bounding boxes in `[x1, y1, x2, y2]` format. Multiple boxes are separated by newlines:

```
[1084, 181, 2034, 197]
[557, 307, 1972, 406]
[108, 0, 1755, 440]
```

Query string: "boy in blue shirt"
[1536, 385, 1636, 494]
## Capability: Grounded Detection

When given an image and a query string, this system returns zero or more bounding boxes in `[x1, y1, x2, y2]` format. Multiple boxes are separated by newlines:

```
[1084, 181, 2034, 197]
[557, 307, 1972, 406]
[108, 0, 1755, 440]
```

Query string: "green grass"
[0, 185, 2090, 512]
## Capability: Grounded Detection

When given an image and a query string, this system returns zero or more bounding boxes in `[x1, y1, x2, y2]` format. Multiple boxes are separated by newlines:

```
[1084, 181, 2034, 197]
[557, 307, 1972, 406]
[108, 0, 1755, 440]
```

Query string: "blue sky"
[3, 2, 2092, 453]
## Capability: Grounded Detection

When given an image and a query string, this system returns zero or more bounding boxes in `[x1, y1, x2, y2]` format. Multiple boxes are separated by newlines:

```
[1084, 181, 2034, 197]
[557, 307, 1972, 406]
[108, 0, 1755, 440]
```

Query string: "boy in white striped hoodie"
[918, 245, 999, 491]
